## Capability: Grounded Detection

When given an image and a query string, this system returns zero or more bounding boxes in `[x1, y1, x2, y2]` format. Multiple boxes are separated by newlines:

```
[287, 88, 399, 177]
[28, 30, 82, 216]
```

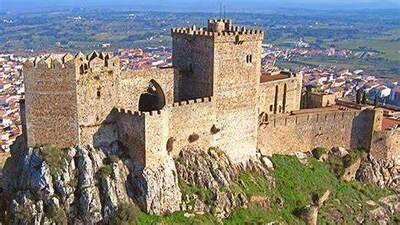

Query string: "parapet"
[267, 109, 359, 128]
[117, 108, 165, 117]
[24, 53, 76, 71]
[24, 51, 120, 75]
[171, 19, 264, 41]
[171, 97, 212, 107]
[76, 51, 120, 74]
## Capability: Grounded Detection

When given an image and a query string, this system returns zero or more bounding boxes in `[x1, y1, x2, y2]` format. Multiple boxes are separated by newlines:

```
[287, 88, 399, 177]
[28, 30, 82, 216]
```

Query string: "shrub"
[97, 165, 113, 178]
[111, 203, 141, 225]
[188, 133, 199, 143]
[326, 157, 345, 178]
[39, 145, 71, 177]
[343, 149, 366, 168]
[312, 147, 328, 159]
[15, 206, 35, 224]
[49, 207, 68, 225]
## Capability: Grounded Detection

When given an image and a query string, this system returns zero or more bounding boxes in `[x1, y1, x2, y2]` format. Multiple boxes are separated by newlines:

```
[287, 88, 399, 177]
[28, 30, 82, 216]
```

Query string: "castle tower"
[23, 54, 80, 148]
[23, 52, 121, 148]
[172, 19, 264, 162]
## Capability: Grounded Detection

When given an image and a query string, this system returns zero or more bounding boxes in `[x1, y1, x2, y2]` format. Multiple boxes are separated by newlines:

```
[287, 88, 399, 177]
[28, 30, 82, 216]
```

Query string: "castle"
[22, 19, 398, 169]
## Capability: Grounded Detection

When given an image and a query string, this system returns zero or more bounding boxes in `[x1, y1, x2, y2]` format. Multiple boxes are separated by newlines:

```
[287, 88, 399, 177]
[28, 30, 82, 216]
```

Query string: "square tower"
[172, 19, 264, 162]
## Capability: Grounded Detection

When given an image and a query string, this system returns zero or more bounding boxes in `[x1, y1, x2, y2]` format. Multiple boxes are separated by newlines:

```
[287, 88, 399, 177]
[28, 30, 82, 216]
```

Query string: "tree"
[361, 91, 367, 104]
[356, 89, 362, 104]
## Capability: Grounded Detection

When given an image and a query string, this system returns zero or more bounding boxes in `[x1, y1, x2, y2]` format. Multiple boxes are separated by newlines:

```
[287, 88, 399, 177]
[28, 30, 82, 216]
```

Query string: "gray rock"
[330, 147, 349, 158]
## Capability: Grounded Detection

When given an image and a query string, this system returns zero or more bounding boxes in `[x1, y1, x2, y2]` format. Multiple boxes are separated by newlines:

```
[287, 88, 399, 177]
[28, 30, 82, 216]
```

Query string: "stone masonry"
[23, 19, 394, 170]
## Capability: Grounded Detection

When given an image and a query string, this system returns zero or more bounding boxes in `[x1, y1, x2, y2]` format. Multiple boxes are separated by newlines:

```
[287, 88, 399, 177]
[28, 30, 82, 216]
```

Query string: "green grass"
[108, 155, 394, 225]
[179, 182, 214, 206]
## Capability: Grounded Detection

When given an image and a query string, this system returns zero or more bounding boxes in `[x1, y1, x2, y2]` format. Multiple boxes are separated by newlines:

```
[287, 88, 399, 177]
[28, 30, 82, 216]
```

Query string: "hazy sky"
[1, 0, 400, 12]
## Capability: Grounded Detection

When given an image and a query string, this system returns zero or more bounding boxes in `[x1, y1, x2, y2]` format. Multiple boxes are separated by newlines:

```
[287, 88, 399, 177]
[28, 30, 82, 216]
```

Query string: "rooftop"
[260, 71, 294, 83]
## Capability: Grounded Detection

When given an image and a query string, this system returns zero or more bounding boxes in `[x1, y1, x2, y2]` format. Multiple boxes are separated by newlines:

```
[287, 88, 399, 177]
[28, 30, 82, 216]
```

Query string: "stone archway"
[139, 79, 166, 112]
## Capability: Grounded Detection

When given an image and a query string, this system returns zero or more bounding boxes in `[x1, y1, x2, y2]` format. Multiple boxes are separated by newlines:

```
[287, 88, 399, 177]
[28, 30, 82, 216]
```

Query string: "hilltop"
[1, 139, 399, 224]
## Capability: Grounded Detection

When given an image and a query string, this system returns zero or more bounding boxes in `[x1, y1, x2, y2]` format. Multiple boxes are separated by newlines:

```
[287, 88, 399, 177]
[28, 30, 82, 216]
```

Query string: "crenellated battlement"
[267, 110, 359, 128]
[24, 54, 75, 70]
[171, 27, 264, 37]
[117, 108, 165, 117]
[24, 51, 120, 74]
[171, 19, 264, 42]
[171, 97, 212, 107]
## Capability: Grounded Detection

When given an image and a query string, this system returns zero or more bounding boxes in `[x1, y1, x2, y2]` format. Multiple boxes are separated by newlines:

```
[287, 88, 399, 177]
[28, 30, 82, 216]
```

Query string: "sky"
[1, 0, 400, 12]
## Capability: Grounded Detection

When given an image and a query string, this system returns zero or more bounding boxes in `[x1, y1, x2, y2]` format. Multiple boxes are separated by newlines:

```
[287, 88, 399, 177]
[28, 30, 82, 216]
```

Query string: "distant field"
[277, 27, 400, 79]
[319, 29, 400, 62]
[277, 54, 400, 79]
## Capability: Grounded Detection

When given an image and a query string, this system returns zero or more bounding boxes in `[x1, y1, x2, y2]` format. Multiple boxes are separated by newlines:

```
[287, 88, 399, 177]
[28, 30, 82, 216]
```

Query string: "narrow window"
[97, 87, 101, 98]
[270, 105, 273, 112]
[246, 55, 253, 63]
[274, 85, 279, 114]
[79, 65, 84, 74]
[282, 84, 287, 113]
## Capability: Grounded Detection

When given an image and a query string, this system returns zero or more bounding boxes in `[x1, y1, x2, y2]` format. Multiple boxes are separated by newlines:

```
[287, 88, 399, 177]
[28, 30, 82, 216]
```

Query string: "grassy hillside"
[113, 155, 395, 225]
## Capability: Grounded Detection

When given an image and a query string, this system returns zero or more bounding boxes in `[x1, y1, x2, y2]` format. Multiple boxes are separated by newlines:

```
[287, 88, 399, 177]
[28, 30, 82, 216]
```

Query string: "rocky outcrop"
[131, 154, 182, 215]
[363, 195, 400, 225]
[0, 138, 181, 224]
[296, 190, 331, 225]
[175, 147, 275, 218]
[356, 155, 400, 191]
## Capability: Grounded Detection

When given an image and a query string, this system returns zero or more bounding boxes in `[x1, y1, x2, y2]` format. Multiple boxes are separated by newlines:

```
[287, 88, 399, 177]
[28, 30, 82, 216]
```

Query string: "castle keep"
[23, 19, 389, 169]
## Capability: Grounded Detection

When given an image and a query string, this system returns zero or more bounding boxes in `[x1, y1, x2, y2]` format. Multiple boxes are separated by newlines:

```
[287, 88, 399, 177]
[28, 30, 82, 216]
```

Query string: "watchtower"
[172, 19, 264, 161]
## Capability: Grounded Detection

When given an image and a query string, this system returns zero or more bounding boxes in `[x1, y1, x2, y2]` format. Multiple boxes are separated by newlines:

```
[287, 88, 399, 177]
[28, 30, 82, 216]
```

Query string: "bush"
[326, 157, 345, 178]
[312, 147, 328, 159]
[188, 133, 199, 143]
[97, 165, 113, 178]
[343, 149, 366, 168]
[15, 206, 35, 224]
[49, 207, 68, 225]
[111, 203, 141, 225]
[39, 145, 71, 177]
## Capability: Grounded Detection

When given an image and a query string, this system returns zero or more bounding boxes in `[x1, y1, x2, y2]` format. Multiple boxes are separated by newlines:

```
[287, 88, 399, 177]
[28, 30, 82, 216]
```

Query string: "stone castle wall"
[212, 31, 263, 163]
[117, 97, 214, 169]
[258, 75, 302, 115]
[76, 57, 120, 148]
[258, 109, 378, 155]
[22, 19, 398, 170]
[24, 58, 79, 148]
[172, 34, 214, 101]
[370, 129, 400, 162]
[169, 97, 215, 156]
[77, 66, 174, 148]
[306, 92, 336, 108]
[116, 109, 169, 169]
[117, 68, 174, 111]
